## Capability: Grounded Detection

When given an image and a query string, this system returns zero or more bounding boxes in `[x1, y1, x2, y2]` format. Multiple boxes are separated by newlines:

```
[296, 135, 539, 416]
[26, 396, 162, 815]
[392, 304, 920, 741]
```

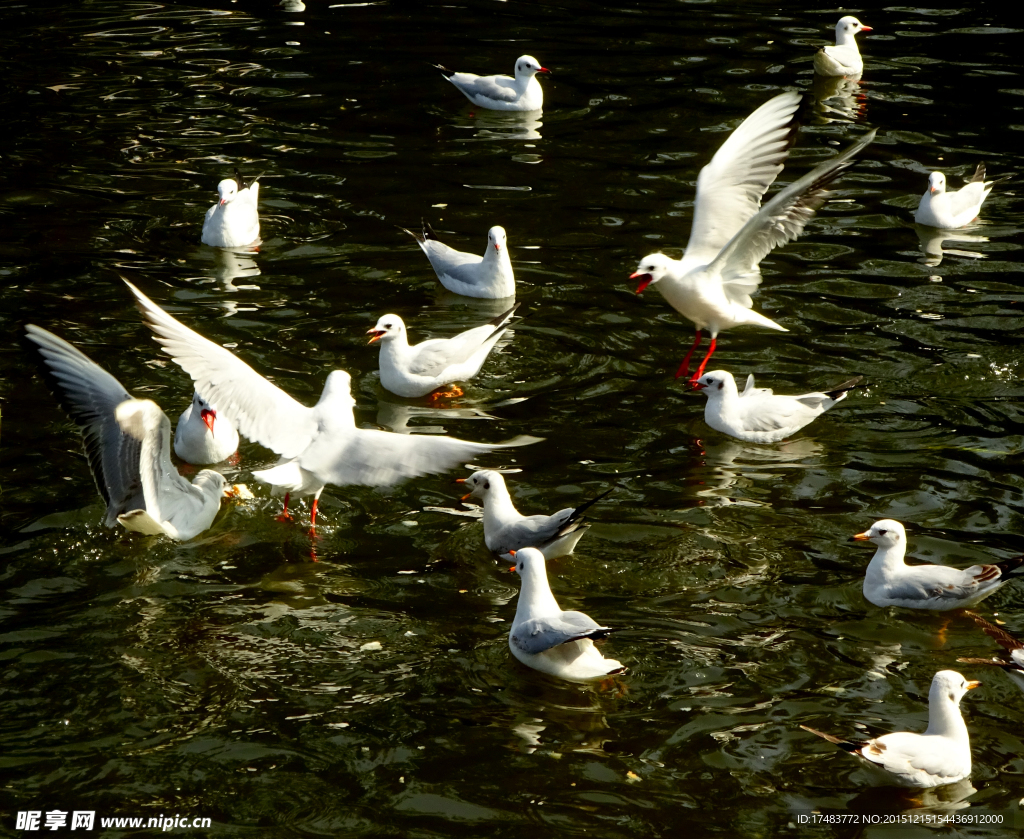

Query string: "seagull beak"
[965, 680, 982, 690]
[930, 187, 938, 194]
[200, 408, 216, 433]
[460, 492, 473, 501]
[538, 67, 550, 74]
[366, 328, 385, 344]
[850, 531, 871, 542]
[219, 199, 226, 206]
[494, 243, 501, 252]
[693, 381, 706, 390]
[454, 478, 466, 484]
[860, 25, 873, 32]
[631, 272, 654, 294]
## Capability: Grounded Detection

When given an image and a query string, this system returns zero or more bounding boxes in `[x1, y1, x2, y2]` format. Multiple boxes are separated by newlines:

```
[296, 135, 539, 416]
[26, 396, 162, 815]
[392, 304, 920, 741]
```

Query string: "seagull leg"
[688, 337, 718, 385]
[275, 492, 293, 523]
[674, 329, 703, 379]
[430, 384, 464, 401]
[308, 488, 324, 539]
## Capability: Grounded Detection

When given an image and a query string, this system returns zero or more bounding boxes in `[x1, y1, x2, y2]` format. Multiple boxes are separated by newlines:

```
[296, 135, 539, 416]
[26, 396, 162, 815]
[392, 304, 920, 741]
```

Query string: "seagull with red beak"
[402, 222, 515, 299]
[434, 54, 549, 111]
[174, 391, 240, 465]
[813, 16, 872, 78]
[201, 170, 260, 248]
[915, 164, 1008, 229]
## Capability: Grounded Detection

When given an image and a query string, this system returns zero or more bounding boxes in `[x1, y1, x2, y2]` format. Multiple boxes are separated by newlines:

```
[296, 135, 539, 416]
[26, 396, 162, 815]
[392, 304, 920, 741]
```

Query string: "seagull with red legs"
[629, 91, 875, 384]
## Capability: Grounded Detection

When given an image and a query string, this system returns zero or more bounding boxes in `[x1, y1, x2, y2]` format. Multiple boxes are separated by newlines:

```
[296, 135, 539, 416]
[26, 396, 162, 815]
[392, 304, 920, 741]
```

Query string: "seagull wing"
[511, 611, 610, 655]
[450, 72, 519, 103]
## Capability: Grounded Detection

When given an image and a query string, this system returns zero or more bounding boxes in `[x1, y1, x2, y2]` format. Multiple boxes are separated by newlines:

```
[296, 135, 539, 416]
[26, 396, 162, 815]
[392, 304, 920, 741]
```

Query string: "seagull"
[174, 391, 240, 465]
[853, 519, 1024, 610]
[630, 91, 876, 384]
[508, 547, 625, 682]
[402, 222, 515, 299]
[694, 370, 862, 443]
[201, 170, 260, 249]
[800, 670, 979, 788]
[25, 325, 228, 540]
[456, 470, 610, 559]
[125, 280, 538, 532]
[434, 55, 549, 112]
[813, 16, 872, 78]
[958, 612, 1024, 695]
[915, 164, 1008, 229]
[367, 304, 521, 399]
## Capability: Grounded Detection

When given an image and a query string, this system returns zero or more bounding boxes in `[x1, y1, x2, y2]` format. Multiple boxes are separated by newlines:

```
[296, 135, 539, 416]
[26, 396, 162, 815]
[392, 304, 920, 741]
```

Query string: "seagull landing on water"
[402, 222, 515, 300]
[630, 91, 876, 385]
[201, 170, 260, 249]
[174, 391, 240, 465]
[801, 670, 979, 788]
[508, 547, 625, 682]
[813, 16, 872, 78]
[915, 163, 1009, 229]
[694, 370, 862, 443]
[434, 55, 549, 112]
[852, 519, 1024, 610]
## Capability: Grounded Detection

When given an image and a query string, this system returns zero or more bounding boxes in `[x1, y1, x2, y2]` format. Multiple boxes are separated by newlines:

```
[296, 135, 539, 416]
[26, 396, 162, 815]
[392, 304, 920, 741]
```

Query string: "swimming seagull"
[800, 670, 979, 788]
[456, 470, 610, 558]
[174, 391, 240, 465]
[694, 370, 862, 443]
[25, 325, 228, 540]
[813, 16, 872, 78]
[402, 222, 515, 299]
[915, 164, 1008, 229]
[201, 170, 260, 249]
[508, 547, 625, 682]
[124, 280, 539, 532]
[958, 612, 1024, 695]
[367, 304, 521, 399]
[434, 55, 549, 112]
[853, 519, 1024, 610]
[630, 91, 876, 384]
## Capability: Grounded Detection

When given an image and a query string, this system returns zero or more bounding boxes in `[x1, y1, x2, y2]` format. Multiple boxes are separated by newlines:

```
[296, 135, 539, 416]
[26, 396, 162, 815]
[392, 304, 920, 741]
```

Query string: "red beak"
[200, 408, 216, 433]
[367, 328, 385, 344]
[631, 272, 654, 294]
[930, 187, 937, 194]
[538, 67, 550, 74]
[860, 25, 873, 32]
[494, 244, 501, 252]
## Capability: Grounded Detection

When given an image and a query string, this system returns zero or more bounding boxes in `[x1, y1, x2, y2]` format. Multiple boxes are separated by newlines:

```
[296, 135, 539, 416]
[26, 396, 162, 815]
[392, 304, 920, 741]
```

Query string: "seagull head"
[456, 468, 504, 501]
[216, 178, 239, 206]
[487, 226, 508, 254]
[630, 253, 672, 293]
[367, 315, 404, 344]
[927, 171, 946, 196]
[931, 670, 981, 708]
[510, 546, 545, 578]
[515, 55, 549, 78]
[192, 392, 217, 433]
[693, 370, 736, 397]
[836, 16, 871, 40]
[851, 519, 906, 549]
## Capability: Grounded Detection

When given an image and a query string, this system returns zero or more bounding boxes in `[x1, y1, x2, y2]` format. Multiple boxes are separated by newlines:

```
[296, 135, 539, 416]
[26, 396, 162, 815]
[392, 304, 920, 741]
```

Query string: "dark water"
[3, 0, 1024, 835]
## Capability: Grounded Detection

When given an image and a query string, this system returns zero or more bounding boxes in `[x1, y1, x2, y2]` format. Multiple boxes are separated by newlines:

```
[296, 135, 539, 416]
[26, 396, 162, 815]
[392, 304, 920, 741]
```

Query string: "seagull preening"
[959, 612, 1024, 695]
[174, 391, 240, 465]
[813, 16, 872, 78]
[201, 170, 260, 249]
[694, 370, 862, 443]
[630, 91, 876, 384]
[367, 304, 521, 399]
[125, 280, 538, 532]
[456, 470, 610, 559]
[915, 163, 1007, 229]
[25, 325, 228, 540]
[403, 222, 515, 299]
[508, 547, 625, 682]
[801, 670, 978, 788]
[853, 519, 1024, 610]
[434, 55, 549, 112]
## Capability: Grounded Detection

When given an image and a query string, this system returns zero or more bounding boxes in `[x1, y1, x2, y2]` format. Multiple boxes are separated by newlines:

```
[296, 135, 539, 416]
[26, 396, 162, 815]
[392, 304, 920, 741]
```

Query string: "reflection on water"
[809, 74, 866, 124]
[915, 224, 990, 267]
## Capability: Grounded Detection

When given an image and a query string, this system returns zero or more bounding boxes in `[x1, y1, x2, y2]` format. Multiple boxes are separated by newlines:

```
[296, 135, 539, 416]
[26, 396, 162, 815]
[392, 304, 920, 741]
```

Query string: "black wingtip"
[422, 219, 440, 241]
[825, 375, 865, 399]
[432, 63, 455, 80]
[996, 555, 1024, 581]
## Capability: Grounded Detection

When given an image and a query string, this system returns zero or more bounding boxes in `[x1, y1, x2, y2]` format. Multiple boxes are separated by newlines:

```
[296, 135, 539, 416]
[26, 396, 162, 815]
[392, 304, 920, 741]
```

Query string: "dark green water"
[3, 0, 1024, 836]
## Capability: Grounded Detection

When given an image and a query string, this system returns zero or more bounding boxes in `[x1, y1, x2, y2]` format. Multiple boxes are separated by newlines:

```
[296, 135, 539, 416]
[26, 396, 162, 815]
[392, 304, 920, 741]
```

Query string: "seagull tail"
[824, 375, 865, 399]
[995, 555, 1024, 581]
[432, 63, 455, 80]
[799, 725, 863, 754]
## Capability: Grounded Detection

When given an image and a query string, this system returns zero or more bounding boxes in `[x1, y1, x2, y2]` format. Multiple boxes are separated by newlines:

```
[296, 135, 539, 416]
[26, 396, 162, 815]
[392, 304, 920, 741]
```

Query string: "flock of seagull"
[24, 16, 1021, 793]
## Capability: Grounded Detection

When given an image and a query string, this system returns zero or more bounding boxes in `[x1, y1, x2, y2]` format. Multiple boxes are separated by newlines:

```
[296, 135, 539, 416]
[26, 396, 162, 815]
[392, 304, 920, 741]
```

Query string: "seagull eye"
[483, 481, 490, 490]
[518, 562, 523, 571]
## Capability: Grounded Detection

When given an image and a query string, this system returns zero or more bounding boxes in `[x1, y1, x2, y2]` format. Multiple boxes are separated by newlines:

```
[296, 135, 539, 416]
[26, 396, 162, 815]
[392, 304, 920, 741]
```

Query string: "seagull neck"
[864, 543, 906, 584]
[483, 481, 519, 529]
[835, 30, 861, 50]
[924, 695, 968, 741]
[515, 561, 561, 620]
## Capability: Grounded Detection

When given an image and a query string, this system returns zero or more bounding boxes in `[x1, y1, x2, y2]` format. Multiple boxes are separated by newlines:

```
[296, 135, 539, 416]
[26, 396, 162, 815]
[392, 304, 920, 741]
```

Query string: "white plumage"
[201, 174, 260, 248]
[174, 391, 240, 465]
[435, 55, 549, 112]
[813, 16, 872, 77]
[403, 222, 515, 299]
[915, 164, 1004, 229]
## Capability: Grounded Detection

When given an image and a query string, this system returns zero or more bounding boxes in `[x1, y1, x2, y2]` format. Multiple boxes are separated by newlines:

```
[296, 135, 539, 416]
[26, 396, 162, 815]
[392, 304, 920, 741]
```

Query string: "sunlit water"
[3, 0, 1024, 836]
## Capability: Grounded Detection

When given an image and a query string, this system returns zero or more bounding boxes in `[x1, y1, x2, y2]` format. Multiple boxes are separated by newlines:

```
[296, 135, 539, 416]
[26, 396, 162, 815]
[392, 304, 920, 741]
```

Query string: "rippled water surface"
[4, 0, 1024, 836]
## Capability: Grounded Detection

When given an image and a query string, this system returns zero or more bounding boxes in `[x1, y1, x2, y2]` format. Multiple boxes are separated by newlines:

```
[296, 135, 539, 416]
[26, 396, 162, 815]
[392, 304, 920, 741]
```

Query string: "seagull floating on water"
[915, 164, 1007, 229]
[958, 612, 1024, 696]
[457, 470, 610, 559]
[403, 222, 515, 299]
[509, 547, 625, 682]
[174, 391, 240, 465]
[201, 170, 260, 249]
[853, 519, 1024, 610]
[813, 16, 872, 78]
[368, 304, 520, 399]
[125, 280, 538, 532]
[434, 55, 549, 112]
[25, 325, 229, 540]
[694, 370, 862, 443]
[801, 670, 979, 788]
[630, 91, 876, 384]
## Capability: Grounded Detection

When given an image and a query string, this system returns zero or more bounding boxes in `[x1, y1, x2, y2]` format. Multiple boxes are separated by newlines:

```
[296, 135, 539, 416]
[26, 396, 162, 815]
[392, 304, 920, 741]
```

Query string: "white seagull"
[403, 222, 515, 300]
[630, 91, 876, 383]
[508, 547, 625, 682]
[25, 325, 228, 540]
[801, 670, 979, 788]
[959, 612, 1024, 695]
[853, 519, 1024, 610]
[434, 55, 549, 112]
[915, 164, 1007, 229]
[201, 170, 260, 249]
[694, 370, 862, 443]
[125, 281, 538, 532]
[174, 391, 240, 465]
[813, 16, 872, 78]
[456, 470, 610, 559]
[367, 304, 520, 399]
